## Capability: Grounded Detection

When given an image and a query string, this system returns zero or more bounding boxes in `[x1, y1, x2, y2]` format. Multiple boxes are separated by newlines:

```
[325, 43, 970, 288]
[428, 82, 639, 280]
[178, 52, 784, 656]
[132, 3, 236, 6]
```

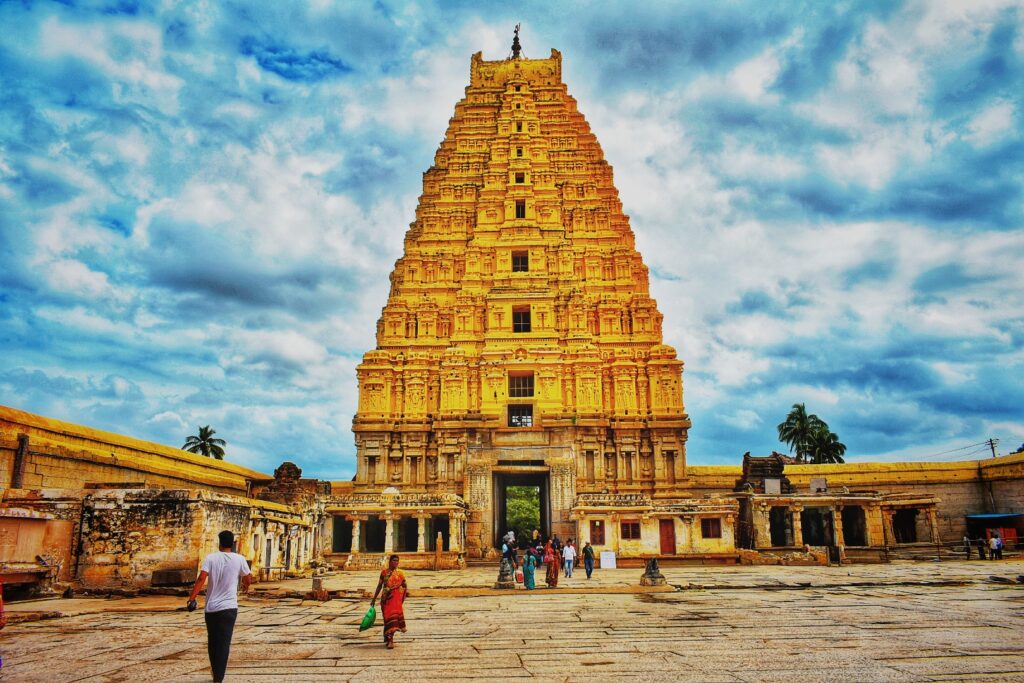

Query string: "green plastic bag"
[359, 605, 377, 631]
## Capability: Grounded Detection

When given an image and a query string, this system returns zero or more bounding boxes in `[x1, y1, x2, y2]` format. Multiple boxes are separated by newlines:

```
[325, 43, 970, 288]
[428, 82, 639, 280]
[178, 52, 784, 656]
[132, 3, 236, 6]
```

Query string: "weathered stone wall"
[76, 490, 251, 588]
[0, 405, 269, 495]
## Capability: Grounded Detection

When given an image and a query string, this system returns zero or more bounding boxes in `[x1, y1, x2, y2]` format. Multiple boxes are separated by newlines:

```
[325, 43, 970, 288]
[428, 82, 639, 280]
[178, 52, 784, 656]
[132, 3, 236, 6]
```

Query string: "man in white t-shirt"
[187, 530, 252, 683]
[562, 540, 577, 578]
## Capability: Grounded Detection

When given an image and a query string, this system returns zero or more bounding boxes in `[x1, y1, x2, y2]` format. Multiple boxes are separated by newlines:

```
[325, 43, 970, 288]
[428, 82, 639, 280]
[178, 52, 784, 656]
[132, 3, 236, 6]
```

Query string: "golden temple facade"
[348, 44, 691, 559]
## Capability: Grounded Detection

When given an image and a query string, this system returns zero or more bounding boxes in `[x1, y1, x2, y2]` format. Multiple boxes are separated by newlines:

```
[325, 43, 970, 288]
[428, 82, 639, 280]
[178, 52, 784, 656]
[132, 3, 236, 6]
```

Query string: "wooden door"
[659, 519, 676, 555]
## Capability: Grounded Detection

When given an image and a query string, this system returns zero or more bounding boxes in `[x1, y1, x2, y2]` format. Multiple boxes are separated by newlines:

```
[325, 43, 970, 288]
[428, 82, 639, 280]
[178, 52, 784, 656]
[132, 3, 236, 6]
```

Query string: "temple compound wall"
[0, 406, 322, 592]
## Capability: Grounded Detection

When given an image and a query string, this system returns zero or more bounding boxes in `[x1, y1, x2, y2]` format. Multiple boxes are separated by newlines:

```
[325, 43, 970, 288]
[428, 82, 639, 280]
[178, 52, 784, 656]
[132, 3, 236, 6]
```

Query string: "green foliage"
[182, 425, 227, 460]
[504, 485, 540, 546]
[777, 403, 845, 464]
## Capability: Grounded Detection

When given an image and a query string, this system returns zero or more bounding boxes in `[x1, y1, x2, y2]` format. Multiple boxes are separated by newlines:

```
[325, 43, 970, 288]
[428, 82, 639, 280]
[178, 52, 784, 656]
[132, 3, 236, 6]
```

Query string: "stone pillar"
[791, 505, 804, 545]
[755, 503, 771, 549]
[350, 517, 362, 554]
[449, 512, 464, 552]
[927, 508, 940, 544]
[384, 516, 395, 553]
[417, 515, 426, 553]
[832, 506, 845, 547]
[882, 509, 895, 547]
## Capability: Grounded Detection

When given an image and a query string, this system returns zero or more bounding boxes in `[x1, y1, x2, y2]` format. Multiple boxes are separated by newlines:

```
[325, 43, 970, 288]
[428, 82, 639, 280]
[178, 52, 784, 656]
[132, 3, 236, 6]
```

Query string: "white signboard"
[599, 551, 617, 569]
[810, 477, 827, 493]
[764, 478, 781, 495]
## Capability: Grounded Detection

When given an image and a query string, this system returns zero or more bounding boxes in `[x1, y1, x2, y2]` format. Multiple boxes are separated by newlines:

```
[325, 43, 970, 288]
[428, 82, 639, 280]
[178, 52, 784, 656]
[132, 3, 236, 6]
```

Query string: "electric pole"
[987, 438, 999, 458]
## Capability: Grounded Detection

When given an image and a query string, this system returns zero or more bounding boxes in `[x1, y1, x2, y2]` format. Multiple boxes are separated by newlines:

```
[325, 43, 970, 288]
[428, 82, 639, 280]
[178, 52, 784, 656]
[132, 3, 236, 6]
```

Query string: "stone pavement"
[1, 560, 1022, 682]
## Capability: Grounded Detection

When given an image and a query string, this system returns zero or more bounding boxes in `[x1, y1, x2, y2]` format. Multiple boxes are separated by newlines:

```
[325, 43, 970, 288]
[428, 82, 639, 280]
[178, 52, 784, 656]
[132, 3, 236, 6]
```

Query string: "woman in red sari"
[543, 540, 559, 588]
[371, 555, 408, 648]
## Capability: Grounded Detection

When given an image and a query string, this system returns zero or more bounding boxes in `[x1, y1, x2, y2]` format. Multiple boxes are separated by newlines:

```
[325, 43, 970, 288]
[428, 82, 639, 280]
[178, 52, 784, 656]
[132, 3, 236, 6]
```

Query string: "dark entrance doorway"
[800, 507, 835, 546]
[659, 519, 676, 554]
[494, 472, 549, 548]
[893, 508, 919, 543]
[841, 506, 867, 546]
[769, 506, 793, 546]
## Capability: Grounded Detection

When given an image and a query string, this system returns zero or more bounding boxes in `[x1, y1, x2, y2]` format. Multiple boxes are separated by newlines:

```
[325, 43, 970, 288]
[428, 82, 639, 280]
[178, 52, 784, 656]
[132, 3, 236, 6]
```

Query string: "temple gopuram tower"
[346, 34, 692, 561]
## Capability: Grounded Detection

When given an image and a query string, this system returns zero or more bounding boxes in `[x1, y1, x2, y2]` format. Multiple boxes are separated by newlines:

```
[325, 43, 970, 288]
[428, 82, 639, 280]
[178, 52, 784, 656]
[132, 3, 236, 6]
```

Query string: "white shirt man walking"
[562, 541, 577, 578]
[187, 530, 252, 682]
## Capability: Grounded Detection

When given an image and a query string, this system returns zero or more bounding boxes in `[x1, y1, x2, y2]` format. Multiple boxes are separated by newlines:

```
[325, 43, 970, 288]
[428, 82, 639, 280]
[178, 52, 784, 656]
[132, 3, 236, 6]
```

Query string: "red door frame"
[659, 519, 676, 555]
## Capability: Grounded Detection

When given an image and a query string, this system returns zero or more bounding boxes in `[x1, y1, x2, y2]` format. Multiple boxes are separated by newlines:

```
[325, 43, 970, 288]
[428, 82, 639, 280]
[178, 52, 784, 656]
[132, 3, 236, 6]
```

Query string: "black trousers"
[205, 608, 238, 682]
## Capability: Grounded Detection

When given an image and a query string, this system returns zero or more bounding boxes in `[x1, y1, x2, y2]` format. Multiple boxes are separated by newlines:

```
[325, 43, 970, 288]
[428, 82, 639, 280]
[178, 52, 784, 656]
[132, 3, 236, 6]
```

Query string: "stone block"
[151, 568, 198, 586]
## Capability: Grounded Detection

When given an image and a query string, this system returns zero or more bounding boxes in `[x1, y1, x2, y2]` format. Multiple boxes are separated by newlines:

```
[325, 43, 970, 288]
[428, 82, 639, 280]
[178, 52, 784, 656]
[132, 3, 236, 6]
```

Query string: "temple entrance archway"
[493, 472, 549, 548]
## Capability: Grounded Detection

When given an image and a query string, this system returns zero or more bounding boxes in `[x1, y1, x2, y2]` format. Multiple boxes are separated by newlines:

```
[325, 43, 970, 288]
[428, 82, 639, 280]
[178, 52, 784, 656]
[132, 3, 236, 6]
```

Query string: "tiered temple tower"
[351, 40, 691, 558]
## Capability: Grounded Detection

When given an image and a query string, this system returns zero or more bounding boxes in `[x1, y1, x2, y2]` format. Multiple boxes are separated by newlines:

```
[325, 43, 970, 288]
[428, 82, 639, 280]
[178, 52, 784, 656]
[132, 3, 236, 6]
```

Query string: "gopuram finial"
[511, 23, 522, 59]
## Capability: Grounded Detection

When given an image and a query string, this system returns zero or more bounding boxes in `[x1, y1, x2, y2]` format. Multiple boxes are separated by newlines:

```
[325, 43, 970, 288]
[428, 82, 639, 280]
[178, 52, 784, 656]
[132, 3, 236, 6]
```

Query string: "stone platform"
[1, 560, 1021, 681]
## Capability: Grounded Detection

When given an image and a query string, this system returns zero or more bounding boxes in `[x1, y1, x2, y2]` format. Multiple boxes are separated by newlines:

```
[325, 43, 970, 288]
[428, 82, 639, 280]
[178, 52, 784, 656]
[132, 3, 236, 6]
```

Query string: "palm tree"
[182, 425, 226, 460]
[777, 403, 824, 463]
[807, 423, 847, 464]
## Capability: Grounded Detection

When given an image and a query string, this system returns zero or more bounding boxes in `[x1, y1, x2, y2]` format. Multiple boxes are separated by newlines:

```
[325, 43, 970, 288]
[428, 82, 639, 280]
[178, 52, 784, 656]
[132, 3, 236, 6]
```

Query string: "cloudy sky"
[1, 0, 1022, 479]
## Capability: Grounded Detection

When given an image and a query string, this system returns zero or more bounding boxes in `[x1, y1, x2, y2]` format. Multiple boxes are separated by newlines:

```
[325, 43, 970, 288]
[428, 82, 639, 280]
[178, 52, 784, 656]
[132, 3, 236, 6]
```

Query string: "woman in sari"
[523, 547, 537, 590]
[544, 540, 559, 588]
[371, 554, 408, 648]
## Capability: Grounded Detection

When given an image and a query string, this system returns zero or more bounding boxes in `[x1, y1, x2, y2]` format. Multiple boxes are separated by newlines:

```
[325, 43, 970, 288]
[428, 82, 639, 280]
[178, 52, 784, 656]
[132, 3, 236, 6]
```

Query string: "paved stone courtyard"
[2, 561, 1022, 682]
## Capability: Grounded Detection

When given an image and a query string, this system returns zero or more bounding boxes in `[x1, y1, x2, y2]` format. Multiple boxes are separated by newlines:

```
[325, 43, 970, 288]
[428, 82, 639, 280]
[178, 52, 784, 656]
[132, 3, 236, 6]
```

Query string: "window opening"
[508, 373, 534, 397]
[701, 518, 722, 539]
[516, 122, 523, 132]
[590, 519, 605, 545]
[515, 172, 525, 184]
[512, 251, 529, 272]
[508, 404, 533, 428]
[515, 200, 526, 218]
[516, 147, 523, 157]
[621, 521, 641, 540]
[512, 307, 531, 332]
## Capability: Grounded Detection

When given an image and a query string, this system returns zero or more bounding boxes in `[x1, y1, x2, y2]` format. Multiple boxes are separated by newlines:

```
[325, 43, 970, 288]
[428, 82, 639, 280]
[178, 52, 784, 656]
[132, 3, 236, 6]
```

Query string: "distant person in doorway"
[523, 547, 537, 590]
[544, 539, 559, 588]
[963, 534, 972, 560]
[563, 540, 577, 578]
[582, 541, 595, 579]
[371, 555, 408, 649]
[187, 530, 252, 683]
[989, 534, 1002, 560]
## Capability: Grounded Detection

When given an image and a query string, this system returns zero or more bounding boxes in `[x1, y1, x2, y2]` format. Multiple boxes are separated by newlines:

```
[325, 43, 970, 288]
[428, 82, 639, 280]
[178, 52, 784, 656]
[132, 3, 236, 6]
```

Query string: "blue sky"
[1, 0, 1022, 479]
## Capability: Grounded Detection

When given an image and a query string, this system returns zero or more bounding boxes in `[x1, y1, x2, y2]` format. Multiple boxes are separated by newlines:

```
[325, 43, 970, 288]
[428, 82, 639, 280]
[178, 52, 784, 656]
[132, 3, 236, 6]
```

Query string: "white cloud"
[964, 99, 1016, 146]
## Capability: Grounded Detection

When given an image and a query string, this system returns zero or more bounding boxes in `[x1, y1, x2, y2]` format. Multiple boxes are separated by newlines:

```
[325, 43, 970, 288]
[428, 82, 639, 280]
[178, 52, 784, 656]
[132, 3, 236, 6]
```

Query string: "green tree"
[504, 485, 540, 546]
[777, 403, 824, 463]
[182, 425, 226, 460]
[806, 423, 847, 464]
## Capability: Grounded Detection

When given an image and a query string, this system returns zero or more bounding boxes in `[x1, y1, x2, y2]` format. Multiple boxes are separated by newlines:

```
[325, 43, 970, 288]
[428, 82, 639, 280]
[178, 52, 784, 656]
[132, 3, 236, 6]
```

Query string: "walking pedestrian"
[187, 530, 252, 683]
[963, 534, 971, 560]
[989, 534, 1000, 560]
[977, 536, 987, 560]
[523, 547, 537, 590]
[543, 539, 559, 588]
[582, 541, 595, 579]
[371, 555, 408, 649]
[562, 539, 577, 578]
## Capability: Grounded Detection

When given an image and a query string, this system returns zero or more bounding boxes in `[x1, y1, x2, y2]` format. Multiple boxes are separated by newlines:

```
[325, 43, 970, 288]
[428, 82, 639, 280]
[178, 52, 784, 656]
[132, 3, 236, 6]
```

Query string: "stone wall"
[688, 456, 1024, 544]
[0, 405, 270, 495]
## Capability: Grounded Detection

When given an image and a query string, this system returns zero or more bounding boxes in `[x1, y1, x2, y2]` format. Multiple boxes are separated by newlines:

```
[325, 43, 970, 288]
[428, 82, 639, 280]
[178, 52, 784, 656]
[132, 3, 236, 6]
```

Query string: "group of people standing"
[964, 533, 1006, 560]
[502, 530, 597, 590]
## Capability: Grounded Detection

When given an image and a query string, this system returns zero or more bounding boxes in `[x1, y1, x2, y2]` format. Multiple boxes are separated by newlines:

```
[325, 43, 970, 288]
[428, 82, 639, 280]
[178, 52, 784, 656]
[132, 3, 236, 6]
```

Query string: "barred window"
[512, 307, 531, 332]
[508, 373, 534, 397]
[621, 521, 641, 540]
[512, 251, 529, 272]
[508, 404, 533, 427]
[515, 200, 526, 218]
